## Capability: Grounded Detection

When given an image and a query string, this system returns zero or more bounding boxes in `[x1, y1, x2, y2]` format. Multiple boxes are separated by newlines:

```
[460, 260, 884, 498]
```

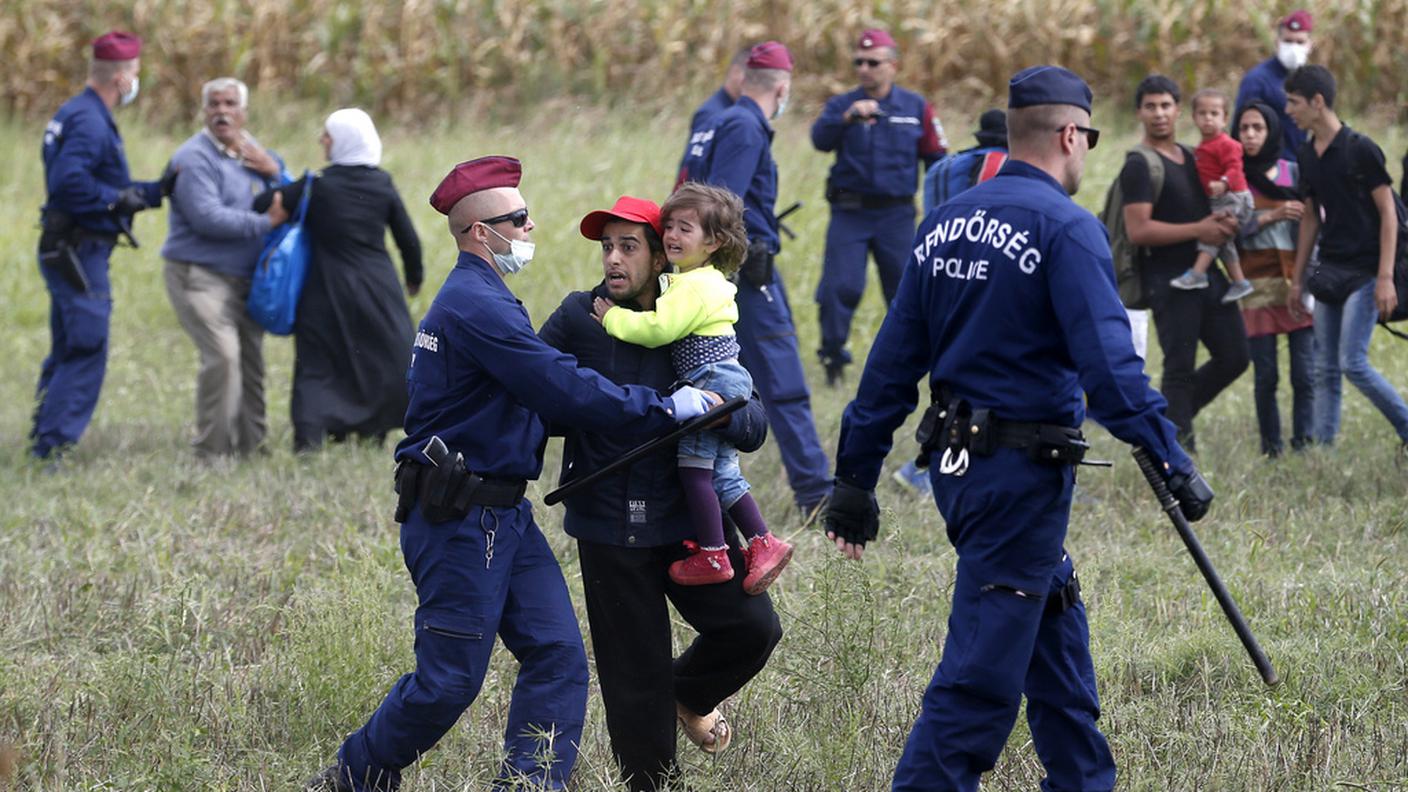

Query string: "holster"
[915, 387, 1088, 470]
[38, 210, 89, 293]
[738, 240, 775, 288]
[393, 456, 527, 524]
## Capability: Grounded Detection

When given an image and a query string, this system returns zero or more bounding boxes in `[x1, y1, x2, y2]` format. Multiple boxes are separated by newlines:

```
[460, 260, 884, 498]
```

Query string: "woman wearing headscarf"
[1232, 100, 1313, 457]
[255, 108, 422, 451]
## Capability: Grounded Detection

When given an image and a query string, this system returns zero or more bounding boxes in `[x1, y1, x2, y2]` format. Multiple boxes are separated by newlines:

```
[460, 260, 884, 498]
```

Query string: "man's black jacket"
[538, 283, 768, 548]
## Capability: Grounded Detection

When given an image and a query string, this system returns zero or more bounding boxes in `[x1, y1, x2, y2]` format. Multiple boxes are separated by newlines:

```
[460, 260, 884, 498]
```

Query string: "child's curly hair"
[661, 182, 750, 275]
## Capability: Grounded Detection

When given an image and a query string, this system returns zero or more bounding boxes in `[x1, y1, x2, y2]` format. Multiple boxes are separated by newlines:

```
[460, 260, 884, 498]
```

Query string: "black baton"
[1132, 447, 1279, 686]
[544, 396, 746, 506]
[775, 201, 802, 241]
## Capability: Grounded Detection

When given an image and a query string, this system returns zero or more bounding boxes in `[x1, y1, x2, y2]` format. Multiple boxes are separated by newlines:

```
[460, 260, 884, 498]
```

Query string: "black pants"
[1147, 282, 1251, 448]
[577, 538, 783, 792]
[1248, 329, 1314, 456]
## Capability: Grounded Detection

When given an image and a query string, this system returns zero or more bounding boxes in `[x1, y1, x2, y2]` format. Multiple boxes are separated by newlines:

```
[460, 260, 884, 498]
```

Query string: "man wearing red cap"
[1235, 9, 1314, 161]
[811, 28, 947, 386]
[306, 158, 717, 792]
[539, 195, 782, 791]
[682, 40, 834, 519]
[31, 31, 172, 463]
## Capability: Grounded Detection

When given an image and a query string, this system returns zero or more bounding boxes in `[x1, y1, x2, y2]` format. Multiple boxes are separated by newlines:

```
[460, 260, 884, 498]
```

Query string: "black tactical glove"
[111, 186, 150, 216]
[823, 479, 880, 547]
[1168, 467, 1214, 522]
[159, 161, 180, 197]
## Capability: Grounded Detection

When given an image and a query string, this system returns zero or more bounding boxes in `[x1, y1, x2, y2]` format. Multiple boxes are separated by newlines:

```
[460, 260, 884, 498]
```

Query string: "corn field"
[3, 0, 1407, 122]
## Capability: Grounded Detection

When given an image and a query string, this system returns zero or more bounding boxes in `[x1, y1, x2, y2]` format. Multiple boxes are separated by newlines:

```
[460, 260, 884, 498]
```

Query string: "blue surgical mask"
[773, 91, 789, 120]
[120, 75, 140, 106]
[483, 223, 536, 274]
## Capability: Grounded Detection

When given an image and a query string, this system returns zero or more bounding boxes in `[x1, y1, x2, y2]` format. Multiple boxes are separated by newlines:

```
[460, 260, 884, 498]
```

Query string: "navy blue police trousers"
[32, 239, 115, 458]
[735, 269, 832, 511]
[338, 502, 588, 791]
[892, 448, 1115, 792]
[815, 204, 915, 365]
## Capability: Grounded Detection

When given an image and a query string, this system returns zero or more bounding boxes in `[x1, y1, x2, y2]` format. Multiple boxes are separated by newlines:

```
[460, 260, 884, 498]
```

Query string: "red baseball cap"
[1280, 9, 1313, 32]
[746, 41, 793, 72]
[857, 28, 897, 50]
[580, 196, 662, 240]
[92, 31, 142, 61]
[429, 156, 522, 215]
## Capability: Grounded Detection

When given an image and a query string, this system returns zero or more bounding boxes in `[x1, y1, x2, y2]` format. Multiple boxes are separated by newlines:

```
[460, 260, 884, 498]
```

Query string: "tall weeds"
[3, 0, 1406, 122]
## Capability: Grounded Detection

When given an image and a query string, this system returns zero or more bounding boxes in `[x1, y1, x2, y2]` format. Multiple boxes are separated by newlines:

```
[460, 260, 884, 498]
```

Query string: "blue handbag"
[247, 171, 314, 335]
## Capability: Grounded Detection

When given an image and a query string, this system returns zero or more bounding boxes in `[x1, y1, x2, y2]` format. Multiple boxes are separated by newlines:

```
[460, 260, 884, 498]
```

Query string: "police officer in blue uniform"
[824, 67, 1213, 791]
[682, 40, 833, 516]
[811, 28, 947, 385]
[675, 46, 751, 189]
[306, 157, 716, 792]
[33, 31, 169, 461]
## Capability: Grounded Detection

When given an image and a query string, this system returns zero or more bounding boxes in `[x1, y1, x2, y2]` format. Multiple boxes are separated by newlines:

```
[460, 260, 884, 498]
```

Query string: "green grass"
[2, 101, 1407, 791]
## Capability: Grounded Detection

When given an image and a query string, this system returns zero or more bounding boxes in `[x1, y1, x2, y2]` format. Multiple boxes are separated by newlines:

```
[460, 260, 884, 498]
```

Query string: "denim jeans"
[677, 359, 753, 508]
[1247, 328, 1314, 455]
[1312, 278, 1408, 444]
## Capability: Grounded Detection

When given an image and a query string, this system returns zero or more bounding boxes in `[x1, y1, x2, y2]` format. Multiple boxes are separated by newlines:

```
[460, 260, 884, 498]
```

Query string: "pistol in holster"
[738, 240, 775, 288]
[38, 210, 89, 293]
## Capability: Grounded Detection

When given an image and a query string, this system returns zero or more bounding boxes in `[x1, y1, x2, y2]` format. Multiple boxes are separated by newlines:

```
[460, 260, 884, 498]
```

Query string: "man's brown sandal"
[676, 702, 732, 754]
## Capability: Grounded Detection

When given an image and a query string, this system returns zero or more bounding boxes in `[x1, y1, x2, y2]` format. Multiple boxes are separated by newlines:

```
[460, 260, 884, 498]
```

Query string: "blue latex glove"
[669, 386, 714, 421]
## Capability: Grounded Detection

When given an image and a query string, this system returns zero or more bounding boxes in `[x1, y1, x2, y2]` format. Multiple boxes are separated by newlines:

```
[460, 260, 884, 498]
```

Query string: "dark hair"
[661, 183, 749, 275]
[1134, 74, 1180, 109]
[641, 224, 664, 258]
[1284, 65, 1336, 108]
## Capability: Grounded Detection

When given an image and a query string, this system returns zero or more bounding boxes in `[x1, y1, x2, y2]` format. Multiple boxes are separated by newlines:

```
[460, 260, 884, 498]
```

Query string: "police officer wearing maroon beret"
[305, 158, 717, 792]
[32, 31, 171, 462]
[682, 41, 834, 517]
[811, 28, 947, 385]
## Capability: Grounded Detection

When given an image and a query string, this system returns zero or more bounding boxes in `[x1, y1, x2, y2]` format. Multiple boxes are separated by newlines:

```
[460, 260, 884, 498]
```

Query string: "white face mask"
[120, 74, 140, 106]
[483, 223, 535, 274]
[773, 91, 789, 120]
[1277, 41, 1310, 71]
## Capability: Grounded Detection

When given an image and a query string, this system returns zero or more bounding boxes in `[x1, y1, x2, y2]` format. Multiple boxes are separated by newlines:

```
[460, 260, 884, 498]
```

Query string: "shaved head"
[1007, 104, 1087, 152]
[448, 186, 523, 240]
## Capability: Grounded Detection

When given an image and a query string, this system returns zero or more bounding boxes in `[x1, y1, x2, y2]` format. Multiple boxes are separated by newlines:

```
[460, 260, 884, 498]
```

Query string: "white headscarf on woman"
[325, 108, 382, 167]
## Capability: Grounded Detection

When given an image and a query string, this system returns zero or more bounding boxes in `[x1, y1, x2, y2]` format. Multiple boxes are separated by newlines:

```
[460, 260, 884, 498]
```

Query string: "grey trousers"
[163, 260, 266, 457]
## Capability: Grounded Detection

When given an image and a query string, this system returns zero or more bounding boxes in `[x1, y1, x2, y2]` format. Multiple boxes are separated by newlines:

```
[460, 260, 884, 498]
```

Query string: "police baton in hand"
[1131, 447, 1279, 686]
[544, 396, 746, 506]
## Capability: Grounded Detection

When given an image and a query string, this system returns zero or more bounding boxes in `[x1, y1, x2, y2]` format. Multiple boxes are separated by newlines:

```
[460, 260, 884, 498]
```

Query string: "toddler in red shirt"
[1170, 89, 1255, 302]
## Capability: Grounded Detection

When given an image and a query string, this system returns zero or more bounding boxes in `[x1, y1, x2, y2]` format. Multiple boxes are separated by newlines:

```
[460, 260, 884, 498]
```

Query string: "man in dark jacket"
[538, 195, 782, 792]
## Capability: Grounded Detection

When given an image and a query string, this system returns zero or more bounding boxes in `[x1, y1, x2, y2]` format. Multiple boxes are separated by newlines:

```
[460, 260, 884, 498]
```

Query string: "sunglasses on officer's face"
[1060, 124, 1100, 150]
[461, 206, 530, 234]
[853, 58, 888, 68]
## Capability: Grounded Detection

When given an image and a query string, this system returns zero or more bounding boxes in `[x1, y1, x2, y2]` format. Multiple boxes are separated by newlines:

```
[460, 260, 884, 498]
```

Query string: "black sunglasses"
[1062, 124, 1100, 149]
[853, 57, 887, 68]
[461, 206, 530, 234]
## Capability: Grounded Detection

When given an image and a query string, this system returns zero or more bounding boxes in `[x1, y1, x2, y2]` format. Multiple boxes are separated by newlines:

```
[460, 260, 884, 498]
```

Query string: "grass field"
[2, 97, 1408, 791]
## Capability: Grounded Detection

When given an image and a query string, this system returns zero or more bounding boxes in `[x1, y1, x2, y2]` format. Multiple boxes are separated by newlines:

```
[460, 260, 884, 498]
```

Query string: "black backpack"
[1344, 130, 1408, 333]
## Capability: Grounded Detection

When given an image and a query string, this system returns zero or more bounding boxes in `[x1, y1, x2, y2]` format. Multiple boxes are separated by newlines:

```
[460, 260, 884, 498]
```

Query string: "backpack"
[923, 147, 1008, 213]
[247, 171, 314, 336]
[1098, 144, 1184, 310]
[1343, 130, 1408, 333]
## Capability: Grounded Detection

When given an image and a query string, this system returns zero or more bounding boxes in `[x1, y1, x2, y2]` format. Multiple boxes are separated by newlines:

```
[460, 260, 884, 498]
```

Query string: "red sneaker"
[669, 541, 735, 586]
[742, 534, 793, 595]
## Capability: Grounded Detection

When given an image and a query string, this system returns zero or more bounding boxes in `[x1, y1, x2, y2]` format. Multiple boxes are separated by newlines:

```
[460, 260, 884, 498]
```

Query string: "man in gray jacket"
[162, 77, 288, 458]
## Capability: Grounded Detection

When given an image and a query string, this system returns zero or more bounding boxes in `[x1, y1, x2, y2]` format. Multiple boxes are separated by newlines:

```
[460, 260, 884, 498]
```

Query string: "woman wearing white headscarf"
[255, 108, 422, 451]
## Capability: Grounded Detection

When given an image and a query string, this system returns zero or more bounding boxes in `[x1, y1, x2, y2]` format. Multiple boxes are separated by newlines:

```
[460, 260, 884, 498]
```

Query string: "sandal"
[676, 702, 733, 754]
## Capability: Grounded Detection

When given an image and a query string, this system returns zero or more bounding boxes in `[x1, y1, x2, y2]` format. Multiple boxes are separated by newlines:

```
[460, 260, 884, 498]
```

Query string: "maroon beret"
[857, 28, 897, 50]
[746, 41, 793, 72]
[92, 31, 142, 61]
[429, 156, 522, 216]
[1280, 9, 1313, 32]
